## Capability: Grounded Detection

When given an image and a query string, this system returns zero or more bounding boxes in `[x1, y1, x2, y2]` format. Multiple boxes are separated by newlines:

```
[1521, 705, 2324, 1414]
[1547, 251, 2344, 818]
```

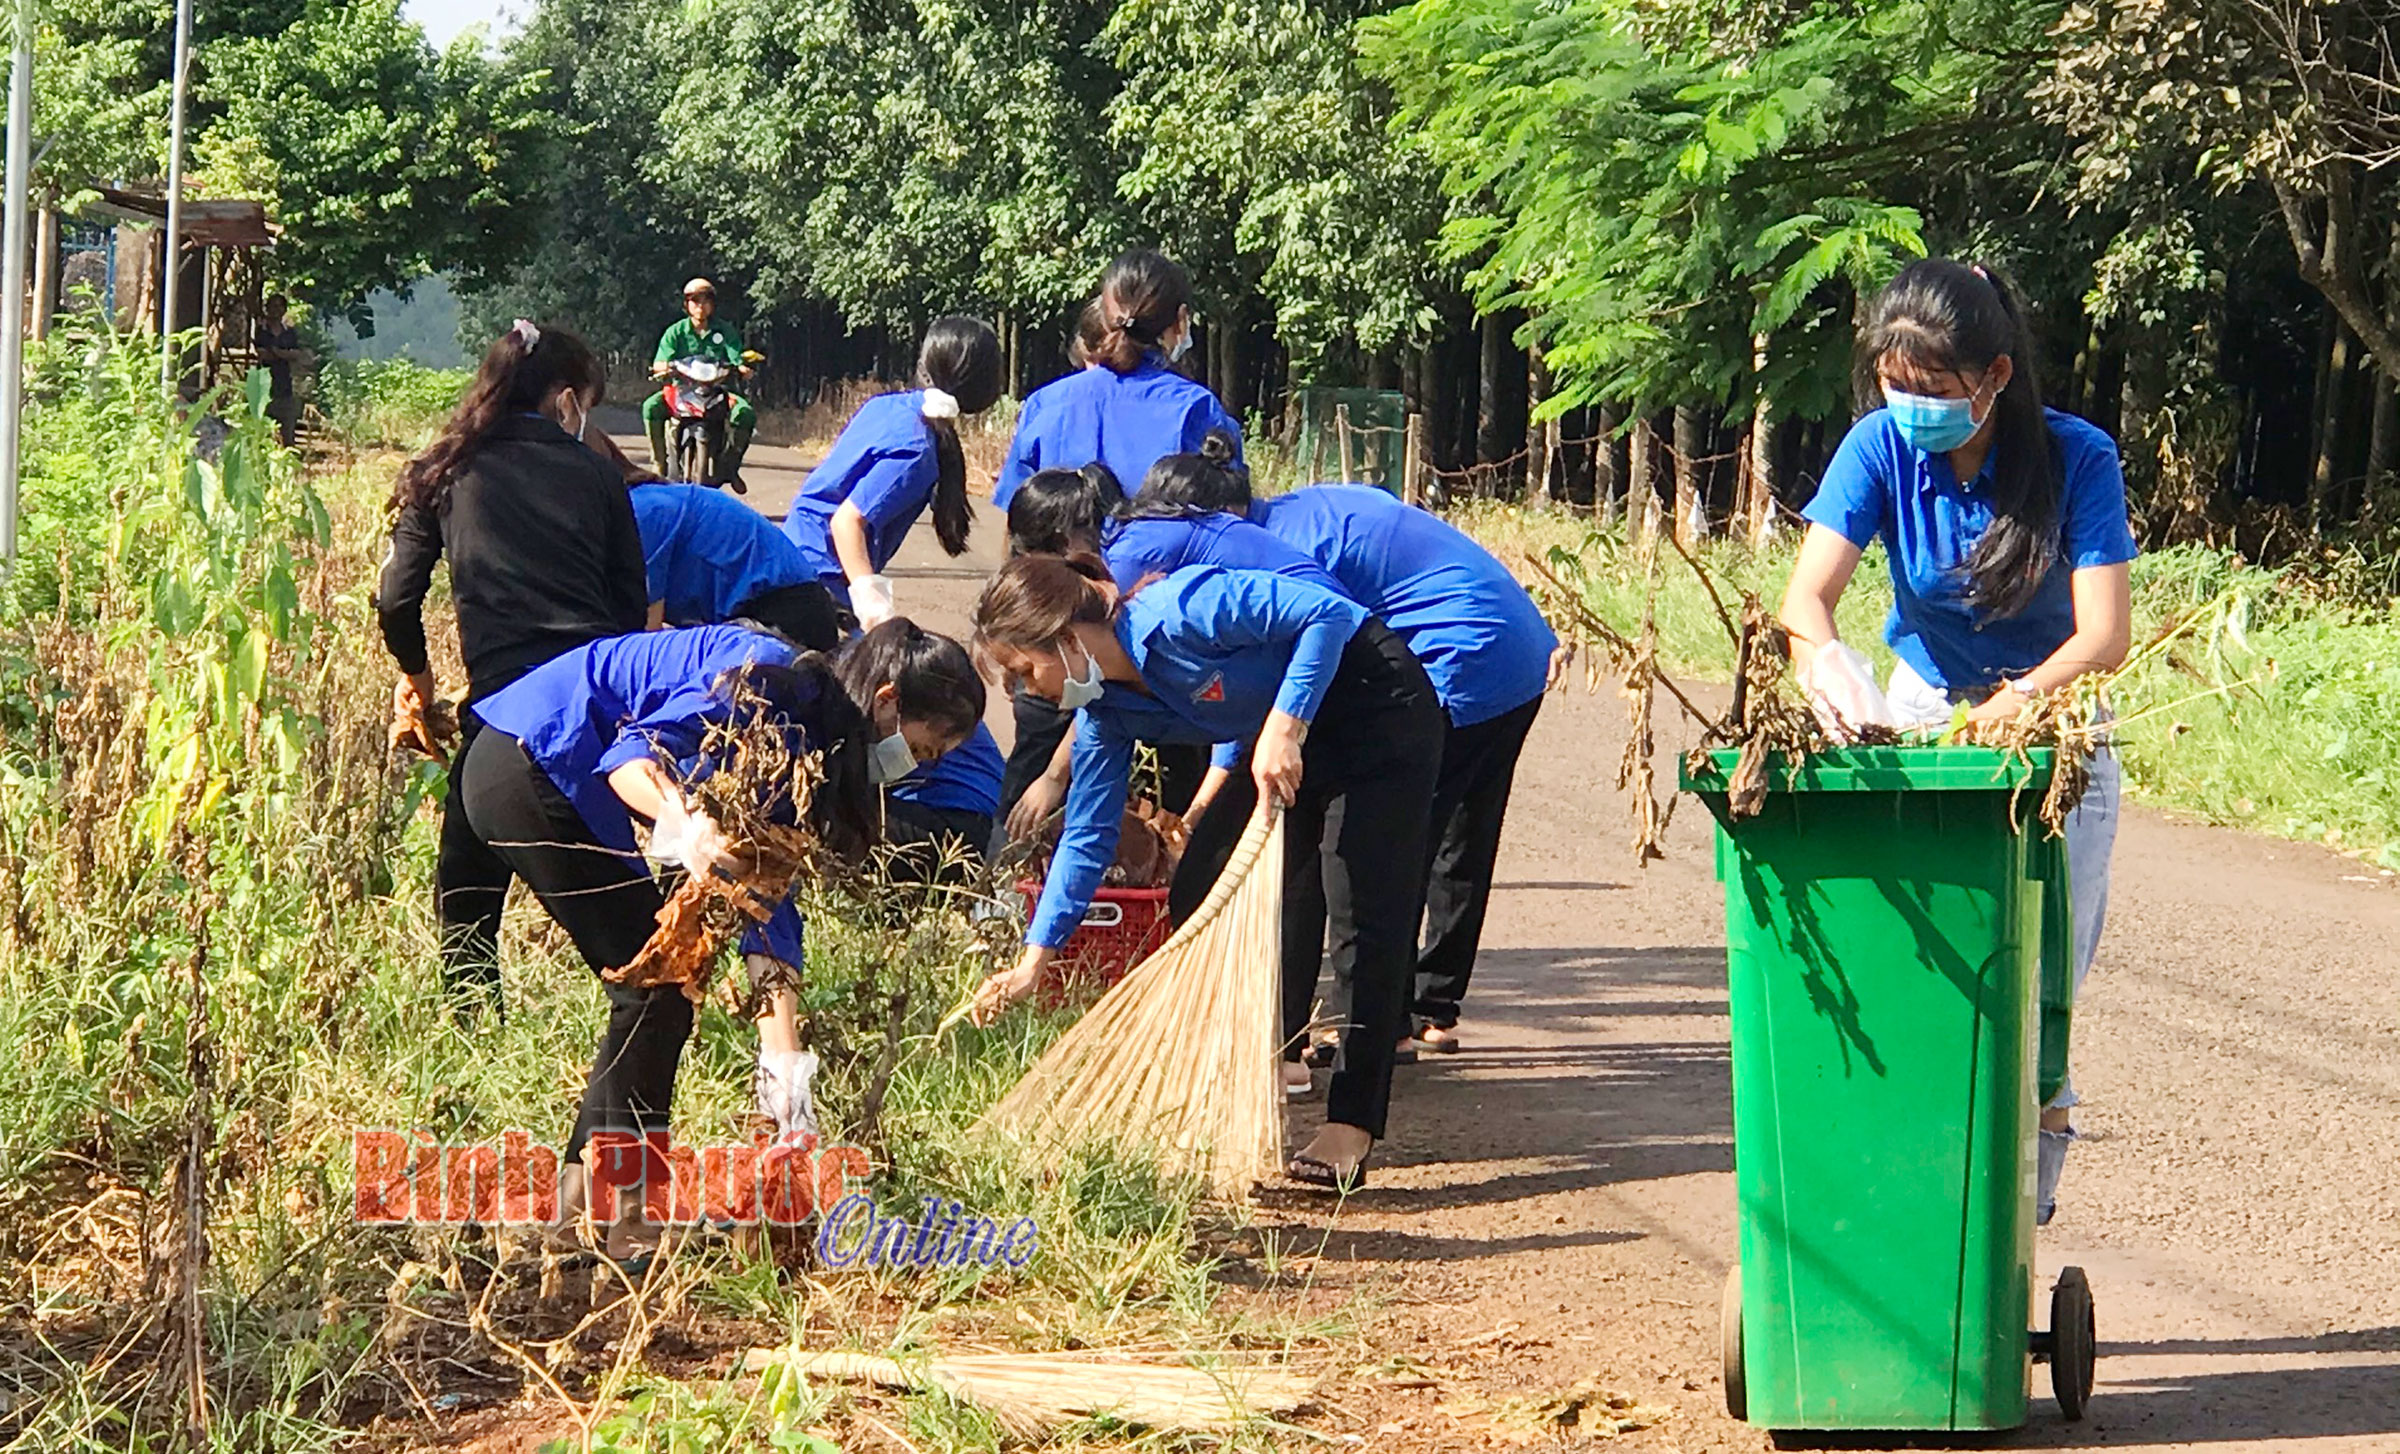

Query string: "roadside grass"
[0, 344, 1336, 1451]
[1450, 500, 2400, 868]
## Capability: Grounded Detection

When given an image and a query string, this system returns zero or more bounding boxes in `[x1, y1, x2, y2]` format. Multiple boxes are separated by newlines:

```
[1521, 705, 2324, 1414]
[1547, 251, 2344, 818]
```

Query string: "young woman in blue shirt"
[631, 481, 845, 648]
[460, 622, 984, 1259]
[638, 476, 1003, 875]
[781, 317, 1005, 630]
[966, 555, 1442, 1191]
[1779, 259, 2136, 1226]
[998, 440, 1348, 841]
[990, 253, 1246, 826]
[1128, 458, 1566, 1060]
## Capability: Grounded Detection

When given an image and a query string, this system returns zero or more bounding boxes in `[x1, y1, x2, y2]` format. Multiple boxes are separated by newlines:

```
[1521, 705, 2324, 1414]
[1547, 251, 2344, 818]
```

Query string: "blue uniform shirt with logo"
[993, 360, 1242, 510]
[783, 390, 937, 603]
[632, 483, 818, 626]
[887, 720, 1004, 816]
[1028, 566, 1368, 948]
[1250, 484, 1556, 727]
[1802, 407, 2137, 691]
[472, 625, 816, 966]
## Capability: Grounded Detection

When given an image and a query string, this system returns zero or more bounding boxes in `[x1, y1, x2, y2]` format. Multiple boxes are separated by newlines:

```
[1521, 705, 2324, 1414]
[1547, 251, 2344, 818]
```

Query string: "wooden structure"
[73, 186, 277, 391]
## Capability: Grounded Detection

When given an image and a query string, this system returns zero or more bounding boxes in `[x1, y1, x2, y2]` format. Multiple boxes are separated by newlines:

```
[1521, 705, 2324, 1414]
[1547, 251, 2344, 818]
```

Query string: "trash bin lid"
[1679, 743, 2057, 795]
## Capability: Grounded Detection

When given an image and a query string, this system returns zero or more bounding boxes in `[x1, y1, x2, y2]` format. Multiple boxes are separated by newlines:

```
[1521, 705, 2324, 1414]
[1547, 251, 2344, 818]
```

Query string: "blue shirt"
[783, 390, 938, 602]
[1802, 408, 2137, 691]
[994, 361, 1242, 510]
[1251, 484, 1556, 727]
[473, 625, 814, 966]
[1101, 514, 1345, 597]
[888, 721, 1003, 816]
[632, 483, 817, 626]
[1028, 566, 1367, 948]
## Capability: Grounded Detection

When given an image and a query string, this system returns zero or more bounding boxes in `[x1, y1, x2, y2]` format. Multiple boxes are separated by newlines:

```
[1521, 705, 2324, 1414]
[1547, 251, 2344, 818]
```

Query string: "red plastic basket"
[1017, 880, 1172, 1000]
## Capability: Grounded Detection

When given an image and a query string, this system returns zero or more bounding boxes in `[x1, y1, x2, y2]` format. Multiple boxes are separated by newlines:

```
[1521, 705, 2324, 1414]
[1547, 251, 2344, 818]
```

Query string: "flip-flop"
[1410, 1024, 1463, 1055]
[1285, 1148, 1372, 1194]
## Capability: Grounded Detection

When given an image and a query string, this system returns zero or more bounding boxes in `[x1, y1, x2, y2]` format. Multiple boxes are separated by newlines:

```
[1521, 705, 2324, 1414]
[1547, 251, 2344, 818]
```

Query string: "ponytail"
[1857, 259, 2060, 619]
[392, 321, 603, 511]
[832, 618, 987, 742]
[1091, 250, 1193, 375]
[915, 316, 1005, 557]
[1125, 429, 1249, 518]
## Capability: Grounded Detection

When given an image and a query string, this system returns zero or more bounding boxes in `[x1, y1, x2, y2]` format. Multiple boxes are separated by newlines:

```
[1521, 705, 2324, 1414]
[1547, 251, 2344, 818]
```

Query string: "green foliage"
[314, 355, 469, 449]
[1362, 0, 1981, 419]
[196, 0, 552, 317]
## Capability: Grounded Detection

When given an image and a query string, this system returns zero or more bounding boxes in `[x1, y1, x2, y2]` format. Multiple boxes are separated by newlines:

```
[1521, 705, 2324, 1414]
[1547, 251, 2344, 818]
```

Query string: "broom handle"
[1141, 798, 1282, 962]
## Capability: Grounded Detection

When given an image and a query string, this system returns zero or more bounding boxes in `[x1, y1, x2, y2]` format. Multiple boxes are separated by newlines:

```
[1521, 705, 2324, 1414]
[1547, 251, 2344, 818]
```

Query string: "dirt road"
[630, 423, 2400, 1451]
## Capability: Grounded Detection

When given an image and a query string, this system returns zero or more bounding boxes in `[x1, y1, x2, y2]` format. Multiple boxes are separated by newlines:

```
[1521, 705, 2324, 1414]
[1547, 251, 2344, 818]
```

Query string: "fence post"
[1402, 412, 1423, 507]
[1336, 402, 1354, 485]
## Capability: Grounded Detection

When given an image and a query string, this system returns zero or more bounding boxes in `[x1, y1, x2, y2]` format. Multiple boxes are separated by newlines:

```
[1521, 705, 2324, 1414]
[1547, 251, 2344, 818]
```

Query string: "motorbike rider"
[642, 277, 758, 490]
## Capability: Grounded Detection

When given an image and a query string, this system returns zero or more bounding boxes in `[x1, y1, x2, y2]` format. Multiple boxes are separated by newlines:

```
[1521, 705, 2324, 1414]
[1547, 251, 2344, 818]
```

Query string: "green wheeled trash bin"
[1682, 745, 2097, 1435]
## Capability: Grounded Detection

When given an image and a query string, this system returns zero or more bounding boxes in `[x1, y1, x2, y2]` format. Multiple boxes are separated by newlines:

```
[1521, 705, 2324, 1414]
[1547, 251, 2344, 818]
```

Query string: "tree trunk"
[1417, 340, 1449, 473]
[2273, 163, 2400, 385]
[1477, 312, 1507, 477]
[1596, 403, 1625, 525]
[1629, 414, 1660, 540]
[1525, 347, 1552, 506]
[1673, 405, 1708, 545]
[2311, 318, 2354, 529]
[1742, 332, 1775, 546]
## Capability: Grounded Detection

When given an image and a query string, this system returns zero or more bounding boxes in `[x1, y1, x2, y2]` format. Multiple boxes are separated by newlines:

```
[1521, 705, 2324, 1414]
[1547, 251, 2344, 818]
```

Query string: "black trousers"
[999, 687, 1205, 825]
[1170, 621, 1443, 1140]
[1412, 694, 1542, 1027]
[458, 730, 693, 1169]
[436, 710, 513, 1017]
[733, 580, 846, 653]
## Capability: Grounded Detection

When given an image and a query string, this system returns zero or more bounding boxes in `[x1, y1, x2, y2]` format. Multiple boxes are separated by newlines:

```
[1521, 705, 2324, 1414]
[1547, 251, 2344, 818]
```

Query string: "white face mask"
[1057, 638, 1106, 711]
[1168, 325, 1195, 364]
[868, 728, 917, 784]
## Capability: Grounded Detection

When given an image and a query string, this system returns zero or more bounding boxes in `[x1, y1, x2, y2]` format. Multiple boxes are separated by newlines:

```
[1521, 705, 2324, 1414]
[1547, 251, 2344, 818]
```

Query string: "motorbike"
[660, 351, 761, 491]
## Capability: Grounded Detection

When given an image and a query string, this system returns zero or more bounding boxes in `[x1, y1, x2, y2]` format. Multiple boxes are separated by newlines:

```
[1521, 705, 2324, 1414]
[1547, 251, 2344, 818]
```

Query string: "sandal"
[1301, 1034, 1339, 1070]
[1286, 1140, 1374, 1195]
[1408, 1021, 1462, 1055]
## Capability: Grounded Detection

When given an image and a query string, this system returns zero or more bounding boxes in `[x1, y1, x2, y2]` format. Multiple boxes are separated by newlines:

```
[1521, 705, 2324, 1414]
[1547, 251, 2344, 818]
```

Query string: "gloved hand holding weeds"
[389, 675, 459, 764]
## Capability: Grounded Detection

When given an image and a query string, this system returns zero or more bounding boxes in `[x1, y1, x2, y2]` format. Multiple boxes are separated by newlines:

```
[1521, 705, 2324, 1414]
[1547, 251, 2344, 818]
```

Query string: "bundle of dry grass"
[981, 800, 1286, 1196]
[751, 1346, 1313, 1436]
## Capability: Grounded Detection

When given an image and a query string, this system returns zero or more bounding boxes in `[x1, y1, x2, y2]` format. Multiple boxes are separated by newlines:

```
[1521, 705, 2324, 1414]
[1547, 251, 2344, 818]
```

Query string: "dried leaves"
[606, 678, 834, 1005]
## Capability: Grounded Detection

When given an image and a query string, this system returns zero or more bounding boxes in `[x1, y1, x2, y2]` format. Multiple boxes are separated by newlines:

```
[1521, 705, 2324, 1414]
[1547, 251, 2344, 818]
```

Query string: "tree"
[195, 0, 550, 316]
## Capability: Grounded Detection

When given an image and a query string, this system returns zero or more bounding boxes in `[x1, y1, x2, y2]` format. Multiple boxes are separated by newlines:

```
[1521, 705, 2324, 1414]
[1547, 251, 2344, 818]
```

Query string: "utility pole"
[0, 0, 34, 569]
[159, 0, 193, 395]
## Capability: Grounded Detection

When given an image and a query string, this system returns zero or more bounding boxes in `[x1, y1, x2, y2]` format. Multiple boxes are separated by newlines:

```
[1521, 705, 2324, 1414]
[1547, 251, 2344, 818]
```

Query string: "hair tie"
[511, 318, 540, 351]
[1969, 264, 1991, 282]
[920, 387, 961, 421]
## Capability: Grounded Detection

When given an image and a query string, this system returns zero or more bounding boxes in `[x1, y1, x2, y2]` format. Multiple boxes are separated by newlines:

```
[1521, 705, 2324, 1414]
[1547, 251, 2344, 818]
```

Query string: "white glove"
[1800, 641, 1898, 742]
[851, 574, 896, 630]
[646, 799, 733, 878]
[755, 1048, 821, 1140]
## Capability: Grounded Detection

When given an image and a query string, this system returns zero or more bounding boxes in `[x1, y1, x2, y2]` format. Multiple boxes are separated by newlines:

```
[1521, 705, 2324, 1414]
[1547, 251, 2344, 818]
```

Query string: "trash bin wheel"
[2050, 1265, 2095, 1420]
[1721, 1264, 1746, 1421]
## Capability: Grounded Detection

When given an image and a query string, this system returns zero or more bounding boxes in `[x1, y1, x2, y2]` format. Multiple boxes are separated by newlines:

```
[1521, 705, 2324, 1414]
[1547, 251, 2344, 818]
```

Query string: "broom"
[980, 799, 1287, 1196]
[749, 1346, 1313, 1437]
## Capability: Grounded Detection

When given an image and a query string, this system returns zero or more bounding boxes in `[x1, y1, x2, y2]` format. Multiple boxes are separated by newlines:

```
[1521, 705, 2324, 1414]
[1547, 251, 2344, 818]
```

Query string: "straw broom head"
[981, 799, 1287, 1196]
[756, 1347, 1314, 1437]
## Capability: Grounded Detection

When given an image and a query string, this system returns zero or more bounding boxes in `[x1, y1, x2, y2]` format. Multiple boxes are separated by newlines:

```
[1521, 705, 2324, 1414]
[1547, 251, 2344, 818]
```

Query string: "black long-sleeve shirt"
[376, 414, 650, 704]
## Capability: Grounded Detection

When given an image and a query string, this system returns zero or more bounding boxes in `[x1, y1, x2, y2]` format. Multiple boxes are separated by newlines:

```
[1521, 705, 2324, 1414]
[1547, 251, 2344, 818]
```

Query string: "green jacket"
[655, 317, 748, 369]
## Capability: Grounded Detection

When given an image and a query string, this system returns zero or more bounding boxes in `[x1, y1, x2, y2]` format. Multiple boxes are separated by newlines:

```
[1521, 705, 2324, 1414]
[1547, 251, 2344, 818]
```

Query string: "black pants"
[882, 798, 994, 887]
[1171, 621, 1443, 1140]
[437, 710, 513, 1017]
[1412, 694, 1542, 1027]
[734, 581, 846, 653]
[999, 688, 1204, 825]
[458, 730, 693, 1168]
